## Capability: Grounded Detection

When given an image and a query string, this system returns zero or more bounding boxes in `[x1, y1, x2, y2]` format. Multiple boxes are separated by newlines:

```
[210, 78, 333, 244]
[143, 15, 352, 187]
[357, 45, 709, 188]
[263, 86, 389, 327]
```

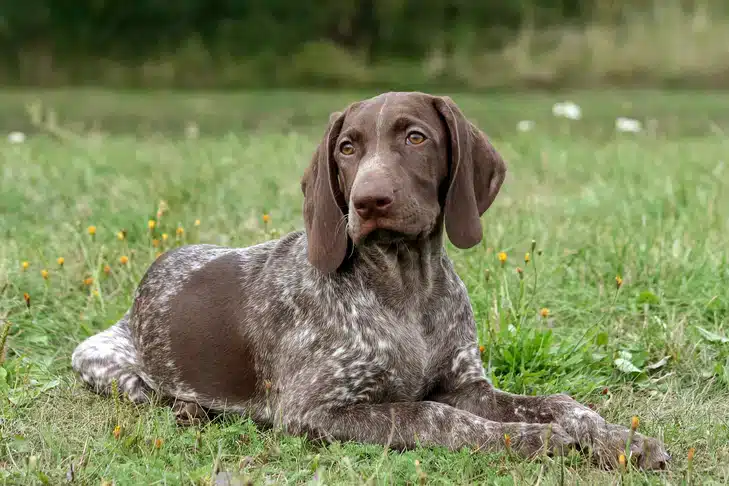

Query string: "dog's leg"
[429, 379, 670, 470]
[285, 401, 576, 458]
[71, 312, 152, 403]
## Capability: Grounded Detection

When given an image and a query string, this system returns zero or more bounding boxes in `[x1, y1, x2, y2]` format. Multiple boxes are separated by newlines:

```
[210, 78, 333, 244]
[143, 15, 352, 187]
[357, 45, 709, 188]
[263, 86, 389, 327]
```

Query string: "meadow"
[1, 89, 728, 484]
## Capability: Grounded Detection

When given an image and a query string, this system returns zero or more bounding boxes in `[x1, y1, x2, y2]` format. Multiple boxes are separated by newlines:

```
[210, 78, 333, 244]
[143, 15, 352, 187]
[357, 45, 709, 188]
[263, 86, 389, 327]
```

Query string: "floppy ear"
[301, 110, 349, 273]
[432, 95, 507, 249]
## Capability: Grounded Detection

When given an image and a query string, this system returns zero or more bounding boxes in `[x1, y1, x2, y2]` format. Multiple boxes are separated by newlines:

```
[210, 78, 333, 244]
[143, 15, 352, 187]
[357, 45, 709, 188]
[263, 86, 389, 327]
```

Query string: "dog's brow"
[389, 115, 436, 136]
[339, 128, 364, 144]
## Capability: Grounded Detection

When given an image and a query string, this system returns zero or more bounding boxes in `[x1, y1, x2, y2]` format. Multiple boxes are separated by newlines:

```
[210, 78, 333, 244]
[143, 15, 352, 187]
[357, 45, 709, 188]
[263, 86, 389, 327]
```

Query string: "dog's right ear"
[301, 110, 349, 274]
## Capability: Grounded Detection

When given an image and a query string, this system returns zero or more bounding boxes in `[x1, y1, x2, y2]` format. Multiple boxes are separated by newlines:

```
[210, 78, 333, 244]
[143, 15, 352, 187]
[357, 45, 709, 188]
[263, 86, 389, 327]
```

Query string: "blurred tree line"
[0, 0, 725, 88]
[0, 0, 586, 60]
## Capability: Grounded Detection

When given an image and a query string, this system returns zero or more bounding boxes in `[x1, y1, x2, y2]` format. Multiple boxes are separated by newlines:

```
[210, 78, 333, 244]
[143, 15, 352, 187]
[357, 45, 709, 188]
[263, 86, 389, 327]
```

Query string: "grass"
[1, 88, 729, 484]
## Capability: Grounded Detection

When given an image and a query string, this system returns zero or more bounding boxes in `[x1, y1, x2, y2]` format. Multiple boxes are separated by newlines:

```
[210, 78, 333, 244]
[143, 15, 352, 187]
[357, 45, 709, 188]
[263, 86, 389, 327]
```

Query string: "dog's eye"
[406, 131, 426, 145]
[340, 142, 355, 155]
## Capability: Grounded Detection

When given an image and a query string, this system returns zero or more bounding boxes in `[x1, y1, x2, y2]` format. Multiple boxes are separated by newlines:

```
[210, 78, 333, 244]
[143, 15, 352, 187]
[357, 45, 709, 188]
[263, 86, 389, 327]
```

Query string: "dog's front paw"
[590, 423, 670, 471]
[542, 395, 669, 470]
[508, 423, 578, 459]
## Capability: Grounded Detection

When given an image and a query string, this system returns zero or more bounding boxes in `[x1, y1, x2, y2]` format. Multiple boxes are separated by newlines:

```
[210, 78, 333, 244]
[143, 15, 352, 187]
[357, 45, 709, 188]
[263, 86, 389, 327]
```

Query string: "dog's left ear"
[432, 95, 507, 249]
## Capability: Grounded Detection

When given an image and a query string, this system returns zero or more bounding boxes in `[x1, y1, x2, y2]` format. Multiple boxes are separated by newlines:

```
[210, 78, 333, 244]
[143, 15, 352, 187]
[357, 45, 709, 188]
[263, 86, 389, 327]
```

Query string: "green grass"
[1, 89, 729, 484]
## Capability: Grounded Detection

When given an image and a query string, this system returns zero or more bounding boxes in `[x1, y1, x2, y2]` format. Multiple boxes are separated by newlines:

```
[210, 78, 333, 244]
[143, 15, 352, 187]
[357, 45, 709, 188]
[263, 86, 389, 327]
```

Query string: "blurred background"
[1, 0, 728, 138]
[1, 0, 727, 91]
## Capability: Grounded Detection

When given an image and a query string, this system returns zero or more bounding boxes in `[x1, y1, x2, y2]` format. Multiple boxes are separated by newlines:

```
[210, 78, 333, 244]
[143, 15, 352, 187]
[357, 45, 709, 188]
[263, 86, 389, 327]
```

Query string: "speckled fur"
[71, 92, 669, 469]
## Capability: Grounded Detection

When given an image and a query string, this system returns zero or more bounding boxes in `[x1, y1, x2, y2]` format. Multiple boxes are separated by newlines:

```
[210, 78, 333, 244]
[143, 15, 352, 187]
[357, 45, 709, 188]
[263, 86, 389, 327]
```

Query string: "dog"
[72, 92, 669, 469]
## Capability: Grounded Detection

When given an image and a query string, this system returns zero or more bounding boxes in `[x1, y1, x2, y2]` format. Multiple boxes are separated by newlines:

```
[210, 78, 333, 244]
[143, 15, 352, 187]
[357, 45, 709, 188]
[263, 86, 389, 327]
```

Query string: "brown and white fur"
[72, 92, 669, 469]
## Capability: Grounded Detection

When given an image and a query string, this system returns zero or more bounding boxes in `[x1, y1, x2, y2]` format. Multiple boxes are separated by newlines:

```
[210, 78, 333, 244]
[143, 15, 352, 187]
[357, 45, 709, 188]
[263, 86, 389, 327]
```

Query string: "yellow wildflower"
[57, 257, 64, 266]
[41, 269, 49, 280]
[119, 255, 129, 265]
[498, 252, 507, 265]
[87, 225, 96, 236]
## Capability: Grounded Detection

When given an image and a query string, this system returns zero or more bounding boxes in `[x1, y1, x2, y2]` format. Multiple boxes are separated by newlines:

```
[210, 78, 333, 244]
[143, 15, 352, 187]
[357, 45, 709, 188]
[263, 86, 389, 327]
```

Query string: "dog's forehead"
[342, 92, 439, 131]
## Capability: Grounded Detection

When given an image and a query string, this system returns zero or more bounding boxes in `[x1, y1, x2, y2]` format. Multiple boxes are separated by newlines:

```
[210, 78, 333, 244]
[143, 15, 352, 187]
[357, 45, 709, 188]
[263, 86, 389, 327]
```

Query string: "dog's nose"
[353, 192, 394, 220]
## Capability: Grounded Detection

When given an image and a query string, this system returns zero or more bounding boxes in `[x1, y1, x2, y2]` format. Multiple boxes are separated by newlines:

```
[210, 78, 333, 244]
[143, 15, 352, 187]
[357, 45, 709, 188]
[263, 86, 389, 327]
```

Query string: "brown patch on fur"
[167, 252, 258, 403]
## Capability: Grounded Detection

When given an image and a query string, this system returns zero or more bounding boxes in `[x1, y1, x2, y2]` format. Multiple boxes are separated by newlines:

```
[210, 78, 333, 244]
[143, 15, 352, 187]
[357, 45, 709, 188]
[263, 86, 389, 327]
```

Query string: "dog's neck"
[348, 226, 447, 310]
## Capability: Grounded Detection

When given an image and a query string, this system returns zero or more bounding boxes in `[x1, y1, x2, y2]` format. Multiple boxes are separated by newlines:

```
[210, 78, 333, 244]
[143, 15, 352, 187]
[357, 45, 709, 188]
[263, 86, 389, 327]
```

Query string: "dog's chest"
[325, 305, 438, 403]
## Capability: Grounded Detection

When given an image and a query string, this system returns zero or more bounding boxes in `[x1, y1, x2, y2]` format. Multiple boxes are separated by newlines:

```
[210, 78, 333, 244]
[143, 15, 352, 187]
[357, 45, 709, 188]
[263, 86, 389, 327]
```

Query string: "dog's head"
[301, 92, 507, 274]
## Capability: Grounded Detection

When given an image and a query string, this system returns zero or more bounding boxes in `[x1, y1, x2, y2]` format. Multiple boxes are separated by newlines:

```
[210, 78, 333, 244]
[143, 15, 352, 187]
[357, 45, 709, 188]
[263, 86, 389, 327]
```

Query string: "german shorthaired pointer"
[72, 92, 669, 469]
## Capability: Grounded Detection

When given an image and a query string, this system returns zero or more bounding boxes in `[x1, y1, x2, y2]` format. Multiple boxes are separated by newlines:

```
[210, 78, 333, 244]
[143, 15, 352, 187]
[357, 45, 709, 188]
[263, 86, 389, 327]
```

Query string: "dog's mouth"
[359, 228, 412, 246]
[349, 218, 432, 247]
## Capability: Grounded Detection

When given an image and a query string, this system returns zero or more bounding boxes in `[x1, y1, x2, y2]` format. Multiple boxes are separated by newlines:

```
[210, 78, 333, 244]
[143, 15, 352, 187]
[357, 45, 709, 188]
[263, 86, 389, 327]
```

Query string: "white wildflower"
[516, 120, 535, 132]
[615, 117, 642, 133]
[8, 131, 26, 144]
[552, 101, 582, 120]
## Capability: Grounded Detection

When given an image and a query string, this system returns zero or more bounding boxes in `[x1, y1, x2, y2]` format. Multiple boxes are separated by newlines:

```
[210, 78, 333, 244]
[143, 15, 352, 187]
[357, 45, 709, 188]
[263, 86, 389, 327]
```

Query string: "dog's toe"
[633, 435, 671, 470]
[589, 424, 670, 471]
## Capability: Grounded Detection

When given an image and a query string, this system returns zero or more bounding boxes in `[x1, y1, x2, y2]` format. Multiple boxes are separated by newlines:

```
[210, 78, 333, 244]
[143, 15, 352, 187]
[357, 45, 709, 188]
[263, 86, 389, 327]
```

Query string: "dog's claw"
[588, 424, 670, 471]
[632, 434, 671, 470]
